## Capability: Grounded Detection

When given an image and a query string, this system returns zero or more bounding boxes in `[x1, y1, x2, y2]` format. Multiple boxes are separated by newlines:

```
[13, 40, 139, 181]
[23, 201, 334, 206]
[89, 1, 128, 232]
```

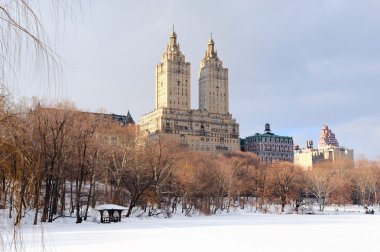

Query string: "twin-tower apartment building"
[139, 29, 240, 152]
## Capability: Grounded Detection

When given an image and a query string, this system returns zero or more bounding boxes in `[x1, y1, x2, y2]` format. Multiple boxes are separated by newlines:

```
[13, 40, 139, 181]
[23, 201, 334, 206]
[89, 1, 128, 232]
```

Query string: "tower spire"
[168, 25, 178, 51]
[206, 33, 217, 59]
[170, 24, 176, 37]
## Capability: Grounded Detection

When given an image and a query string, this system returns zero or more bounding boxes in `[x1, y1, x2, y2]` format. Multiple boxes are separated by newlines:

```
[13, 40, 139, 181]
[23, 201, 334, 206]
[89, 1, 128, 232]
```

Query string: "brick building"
[241, 123, 294, 165]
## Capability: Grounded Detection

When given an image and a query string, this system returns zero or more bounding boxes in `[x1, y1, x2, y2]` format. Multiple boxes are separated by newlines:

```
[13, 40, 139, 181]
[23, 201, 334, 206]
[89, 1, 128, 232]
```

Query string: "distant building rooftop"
[318, 125, 339, 148]
[87, 111, 135, 126]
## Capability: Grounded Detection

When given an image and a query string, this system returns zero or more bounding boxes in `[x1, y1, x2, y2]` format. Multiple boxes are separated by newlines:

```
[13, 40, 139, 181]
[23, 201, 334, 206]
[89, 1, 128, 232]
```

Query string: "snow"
[4, 212, 380, 252]
[95, 204, 128, 211]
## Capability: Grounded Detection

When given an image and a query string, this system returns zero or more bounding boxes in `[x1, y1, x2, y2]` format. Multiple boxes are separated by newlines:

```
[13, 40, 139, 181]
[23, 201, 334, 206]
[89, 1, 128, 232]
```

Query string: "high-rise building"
[318, 125, 339, 148]
[139, 29, 240, 152]
[294, 125, 354, 170]
[155, 29, 191, 111]
[199, 36, 229, 115]
[241, 123, 294, 165]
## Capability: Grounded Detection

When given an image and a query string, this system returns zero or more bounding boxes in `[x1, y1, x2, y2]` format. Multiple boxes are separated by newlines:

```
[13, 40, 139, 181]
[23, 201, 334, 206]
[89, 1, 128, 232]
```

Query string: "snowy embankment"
[2, 205, 380, 252]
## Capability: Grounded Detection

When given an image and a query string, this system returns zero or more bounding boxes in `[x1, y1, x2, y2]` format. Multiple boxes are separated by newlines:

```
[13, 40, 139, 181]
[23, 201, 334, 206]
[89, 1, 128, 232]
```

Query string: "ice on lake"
[9, 213, 380, 252]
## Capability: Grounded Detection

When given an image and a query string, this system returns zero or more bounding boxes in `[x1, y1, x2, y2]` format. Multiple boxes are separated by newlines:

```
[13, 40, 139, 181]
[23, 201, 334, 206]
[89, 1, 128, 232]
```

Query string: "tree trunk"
[60, 181, 66, 216]
[69, 180, 74, 214]
[33, 179, 40, 225]
[0, 173, 6, 209]
[8, 183, 13, 219]
[126, 200, 136, 217]
[84, 171, 95, 221]
[41, 174, 52, 223]
[75, 177, 83, 223]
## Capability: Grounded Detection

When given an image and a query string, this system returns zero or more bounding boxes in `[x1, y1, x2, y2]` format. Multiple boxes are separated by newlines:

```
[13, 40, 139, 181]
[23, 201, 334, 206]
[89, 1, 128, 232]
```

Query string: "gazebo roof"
[95, 204, 128, 211]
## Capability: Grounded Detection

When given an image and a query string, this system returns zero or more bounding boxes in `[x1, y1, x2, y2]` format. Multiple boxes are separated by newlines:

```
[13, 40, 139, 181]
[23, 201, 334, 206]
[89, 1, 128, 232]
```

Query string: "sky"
[15, 0, 380, 159]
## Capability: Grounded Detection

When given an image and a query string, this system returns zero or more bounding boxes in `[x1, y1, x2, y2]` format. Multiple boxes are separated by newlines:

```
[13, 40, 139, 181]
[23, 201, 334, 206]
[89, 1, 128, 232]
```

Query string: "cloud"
[306, 58, 380, 76]
[332, 115, 380, 159]
[298, 92, 359, 106]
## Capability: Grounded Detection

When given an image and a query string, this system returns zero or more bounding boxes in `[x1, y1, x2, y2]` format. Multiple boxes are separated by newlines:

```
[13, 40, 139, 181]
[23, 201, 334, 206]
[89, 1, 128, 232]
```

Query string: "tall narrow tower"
[198, 35, 229, 114]
[156, 28, 191, 110]
[318, 125, 339, 148]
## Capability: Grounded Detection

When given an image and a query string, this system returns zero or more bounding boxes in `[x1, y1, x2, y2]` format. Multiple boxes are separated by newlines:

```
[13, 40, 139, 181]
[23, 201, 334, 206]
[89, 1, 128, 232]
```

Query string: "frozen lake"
[7, 213, 379, 252]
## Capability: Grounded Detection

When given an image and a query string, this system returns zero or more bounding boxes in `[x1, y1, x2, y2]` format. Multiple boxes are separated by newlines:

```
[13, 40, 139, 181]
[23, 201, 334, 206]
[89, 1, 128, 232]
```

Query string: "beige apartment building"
[294, 125, 354, 169]
[139, 29, 239, 152]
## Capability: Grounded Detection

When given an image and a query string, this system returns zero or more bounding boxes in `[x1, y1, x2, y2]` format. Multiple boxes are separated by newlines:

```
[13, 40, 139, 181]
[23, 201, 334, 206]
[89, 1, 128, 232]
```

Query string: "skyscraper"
[139, 29, 239, 152]
[294, 125, 354, 169]
[199, 35, 229, 115]
[155, 28, 191, 111]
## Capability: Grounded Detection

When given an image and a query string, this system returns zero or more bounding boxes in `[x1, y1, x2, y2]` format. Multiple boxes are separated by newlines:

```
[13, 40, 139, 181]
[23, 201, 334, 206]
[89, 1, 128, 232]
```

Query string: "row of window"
[257, 152, 291, 157]
[189, 137, 238, 144]
[261, 157, 293, 164]
[210, 92, 226, 97]
[247, 137, 293, 144]
[159, 80, 189, 88]
[166, 127, 237, 140]
[204, 62, 223, 68]
[169, 101, 188, 106]
[170, 92, 188, 96]
[247, 144, 293, 152]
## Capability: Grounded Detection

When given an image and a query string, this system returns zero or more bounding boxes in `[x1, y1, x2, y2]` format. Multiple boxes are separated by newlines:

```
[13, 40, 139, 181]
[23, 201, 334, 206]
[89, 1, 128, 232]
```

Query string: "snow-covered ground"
[3, 210, 380, 252]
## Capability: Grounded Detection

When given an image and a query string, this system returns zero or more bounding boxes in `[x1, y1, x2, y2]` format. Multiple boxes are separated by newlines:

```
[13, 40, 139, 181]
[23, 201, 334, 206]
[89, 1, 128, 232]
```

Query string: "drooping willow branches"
[0, 0, 81, 90]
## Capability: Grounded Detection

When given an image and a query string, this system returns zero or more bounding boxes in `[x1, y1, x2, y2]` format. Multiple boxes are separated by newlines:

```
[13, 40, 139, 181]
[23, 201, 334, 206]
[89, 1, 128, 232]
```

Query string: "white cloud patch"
[298, 92, 359, 106]
[306, 58, 380, 76]
[332, 115, 380, 159]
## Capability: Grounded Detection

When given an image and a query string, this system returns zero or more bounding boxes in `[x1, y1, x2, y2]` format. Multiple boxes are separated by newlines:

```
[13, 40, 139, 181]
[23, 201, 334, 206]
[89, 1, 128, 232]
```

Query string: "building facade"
[199, 36, 229, 115]
[318, 125, 339, 148]
[155, 30, 191, 111]
[294, 125, 354, 170]
[139, 29, 240, 152]
[110, 111, 134, 125]
[241, 123, 294, 165]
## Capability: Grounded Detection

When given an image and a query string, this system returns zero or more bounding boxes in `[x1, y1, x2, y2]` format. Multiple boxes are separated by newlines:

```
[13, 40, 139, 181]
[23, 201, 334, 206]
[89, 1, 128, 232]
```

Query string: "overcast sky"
[16, 0, 380, 159]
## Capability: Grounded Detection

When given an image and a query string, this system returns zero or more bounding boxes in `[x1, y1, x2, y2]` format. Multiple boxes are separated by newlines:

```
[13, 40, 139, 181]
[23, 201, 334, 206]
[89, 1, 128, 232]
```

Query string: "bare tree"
[352, 159, 380, 206]
[144, 134, 181, 212]
[106, 124, 155, 217]
[0, 1, 82, 90]
[307, 162, 336, 212]
[69, 111, 100, 223]
[269, 162, 299, 213]
[252, 163, 270, 211]
[220, 151, 259, 211]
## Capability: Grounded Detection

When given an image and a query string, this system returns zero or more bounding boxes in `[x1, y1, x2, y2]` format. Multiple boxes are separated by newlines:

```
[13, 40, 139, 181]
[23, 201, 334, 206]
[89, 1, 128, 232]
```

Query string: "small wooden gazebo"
[95, 204, 128, 223]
